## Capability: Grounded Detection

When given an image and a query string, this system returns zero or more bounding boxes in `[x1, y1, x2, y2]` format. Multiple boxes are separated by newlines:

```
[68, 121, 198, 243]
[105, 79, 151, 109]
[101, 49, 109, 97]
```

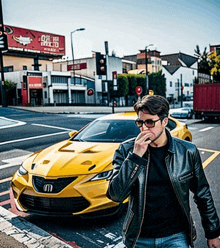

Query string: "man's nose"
[141, 125, 149, 131]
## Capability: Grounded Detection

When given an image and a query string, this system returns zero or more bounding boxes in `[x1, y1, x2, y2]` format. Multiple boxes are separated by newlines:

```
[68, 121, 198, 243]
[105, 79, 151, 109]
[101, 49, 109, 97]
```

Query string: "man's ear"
[163, 117, 169, 127]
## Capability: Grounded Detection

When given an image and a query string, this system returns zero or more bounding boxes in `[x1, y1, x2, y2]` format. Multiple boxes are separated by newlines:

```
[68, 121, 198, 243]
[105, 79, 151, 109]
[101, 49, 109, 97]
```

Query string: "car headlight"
[90, 170, 113, 181]
[18, 164, 28, 176]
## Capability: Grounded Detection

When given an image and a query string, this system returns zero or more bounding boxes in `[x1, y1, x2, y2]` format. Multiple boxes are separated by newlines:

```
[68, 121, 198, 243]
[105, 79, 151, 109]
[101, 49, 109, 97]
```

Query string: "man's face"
[137, 111, 168, 142]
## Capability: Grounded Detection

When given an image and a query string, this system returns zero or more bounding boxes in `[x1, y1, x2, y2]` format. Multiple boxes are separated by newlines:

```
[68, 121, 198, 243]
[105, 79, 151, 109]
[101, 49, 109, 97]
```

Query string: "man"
[107, 95, 220, 248]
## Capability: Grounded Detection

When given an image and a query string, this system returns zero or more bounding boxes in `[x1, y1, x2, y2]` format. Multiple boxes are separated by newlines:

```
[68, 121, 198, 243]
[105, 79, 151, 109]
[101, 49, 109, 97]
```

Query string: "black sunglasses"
[135, 118, 161, 128]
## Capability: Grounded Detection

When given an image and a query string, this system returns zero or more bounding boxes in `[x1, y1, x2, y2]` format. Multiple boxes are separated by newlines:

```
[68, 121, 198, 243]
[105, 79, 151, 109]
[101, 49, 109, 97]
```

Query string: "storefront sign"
[67, 63, 87, 71]
[28, 77, 43, 89]
[4, 25, 65, 56]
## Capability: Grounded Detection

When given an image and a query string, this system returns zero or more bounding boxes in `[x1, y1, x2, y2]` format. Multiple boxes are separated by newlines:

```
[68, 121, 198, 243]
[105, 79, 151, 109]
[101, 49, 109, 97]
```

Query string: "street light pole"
[0, 0, 7, 107]
[145, 44, 153, 95]
[70, 28, 85, 85]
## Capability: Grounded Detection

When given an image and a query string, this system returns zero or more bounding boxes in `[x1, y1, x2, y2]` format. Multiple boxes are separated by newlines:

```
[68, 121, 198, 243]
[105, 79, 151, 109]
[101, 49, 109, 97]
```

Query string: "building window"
[170, 81, 172, 87]
[23, 65, 27, 70]
[51, 76, 68, 84]
[184, 83, 189, 87]
[137, 59, 145, 64]
[4, 66, 14, 72]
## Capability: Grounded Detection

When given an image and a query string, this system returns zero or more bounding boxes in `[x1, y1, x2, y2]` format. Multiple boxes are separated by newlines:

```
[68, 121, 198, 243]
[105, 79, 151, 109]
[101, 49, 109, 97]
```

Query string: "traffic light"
[87, 88, 94, 96]
[0, 34, 8, 51]
[96, 52, 106, 75]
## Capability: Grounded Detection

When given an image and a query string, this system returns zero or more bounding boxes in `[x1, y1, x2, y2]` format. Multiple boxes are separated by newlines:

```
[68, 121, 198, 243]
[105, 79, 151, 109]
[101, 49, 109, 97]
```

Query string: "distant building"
[161, 52, 198, 101]
[54, 54, 122, 105]
[122, 49, 162, 74]
[1, 25, 122, 106]
[209, 44, 220, 54]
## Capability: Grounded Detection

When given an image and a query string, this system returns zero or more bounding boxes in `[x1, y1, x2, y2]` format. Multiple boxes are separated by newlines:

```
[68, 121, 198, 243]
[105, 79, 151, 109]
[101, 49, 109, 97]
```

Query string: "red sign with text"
[67, 63, 87, 71]
[3, 25, 65, 56]
[28, 77, 43, 89]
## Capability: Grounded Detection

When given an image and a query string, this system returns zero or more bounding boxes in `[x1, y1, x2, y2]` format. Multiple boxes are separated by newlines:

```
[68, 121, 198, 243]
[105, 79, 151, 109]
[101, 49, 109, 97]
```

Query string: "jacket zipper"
[179, 172, 193, 181]
[165, 155, 193, 247]
[132, 151, 150, 248]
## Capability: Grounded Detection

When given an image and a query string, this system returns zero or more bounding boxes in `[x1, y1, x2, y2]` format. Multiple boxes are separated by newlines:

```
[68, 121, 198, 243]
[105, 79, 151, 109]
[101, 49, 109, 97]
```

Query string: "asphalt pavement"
[0, 105, 134, 248]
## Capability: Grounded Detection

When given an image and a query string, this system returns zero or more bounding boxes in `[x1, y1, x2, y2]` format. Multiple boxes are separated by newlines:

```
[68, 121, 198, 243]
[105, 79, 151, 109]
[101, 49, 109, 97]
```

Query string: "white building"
[161, 53, 198, 101]
[54, 55, 123, 105]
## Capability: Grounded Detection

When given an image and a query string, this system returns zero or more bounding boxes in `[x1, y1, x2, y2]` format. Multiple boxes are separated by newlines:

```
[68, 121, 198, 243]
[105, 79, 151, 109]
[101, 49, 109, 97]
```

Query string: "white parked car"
[169, 107, 193, 119]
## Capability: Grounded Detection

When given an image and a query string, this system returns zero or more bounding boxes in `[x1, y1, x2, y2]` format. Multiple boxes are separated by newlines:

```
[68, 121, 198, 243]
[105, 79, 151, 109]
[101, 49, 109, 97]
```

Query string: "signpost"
[0, 0, 8, 107]
[136, 86, 142, 101]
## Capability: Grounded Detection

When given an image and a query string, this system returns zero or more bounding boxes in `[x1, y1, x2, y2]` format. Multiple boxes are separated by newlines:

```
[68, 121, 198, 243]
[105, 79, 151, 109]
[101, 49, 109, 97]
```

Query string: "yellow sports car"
[11, 112, 192, 217]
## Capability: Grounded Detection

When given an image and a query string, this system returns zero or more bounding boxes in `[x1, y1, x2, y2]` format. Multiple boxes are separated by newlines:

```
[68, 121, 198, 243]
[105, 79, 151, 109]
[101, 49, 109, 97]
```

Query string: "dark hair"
[134, 95, 169, 119]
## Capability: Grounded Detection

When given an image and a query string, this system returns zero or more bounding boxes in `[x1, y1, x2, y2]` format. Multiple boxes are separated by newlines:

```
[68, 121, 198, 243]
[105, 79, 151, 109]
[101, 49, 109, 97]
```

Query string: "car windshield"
[72, 119, 140, 143]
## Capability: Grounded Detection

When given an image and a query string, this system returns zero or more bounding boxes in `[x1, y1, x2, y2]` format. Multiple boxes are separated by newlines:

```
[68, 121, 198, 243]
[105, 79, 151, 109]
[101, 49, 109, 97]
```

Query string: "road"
[0, 107, 220, 248]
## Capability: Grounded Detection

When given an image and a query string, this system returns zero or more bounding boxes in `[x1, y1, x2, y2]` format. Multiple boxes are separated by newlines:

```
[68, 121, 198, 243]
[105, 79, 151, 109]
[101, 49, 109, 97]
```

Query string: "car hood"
[29, 140, 120, 177]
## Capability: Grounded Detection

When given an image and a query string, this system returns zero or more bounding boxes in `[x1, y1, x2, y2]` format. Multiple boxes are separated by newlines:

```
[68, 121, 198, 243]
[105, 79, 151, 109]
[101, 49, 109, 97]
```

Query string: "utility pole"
[105, 41, 110, 105]
[180, 74, 183, 107]
[145, 44, 153, 95]
[0, 0, 7, 107]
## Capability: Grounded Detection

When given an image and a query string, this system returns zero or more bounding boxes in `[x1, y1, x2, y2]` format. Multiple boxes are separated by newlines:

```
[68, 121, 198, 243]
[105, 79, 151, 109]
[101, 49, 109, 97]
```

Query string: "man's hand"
[207, 237, 220, 248]
[133, 131, 152, 157]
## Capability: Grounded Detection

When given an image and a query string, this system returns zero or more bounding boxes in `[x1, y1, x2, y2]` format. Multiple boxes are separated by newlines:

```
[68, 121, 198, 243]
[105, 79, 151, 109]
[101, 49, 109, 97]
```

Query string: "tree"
[136, 75, 146, 95]
[127, 74, 137, 95]
[209, 52, 220, 83]
[149, 70, 166, 97]
[109, 74, 129, 100]
[194, 45, 211, 74]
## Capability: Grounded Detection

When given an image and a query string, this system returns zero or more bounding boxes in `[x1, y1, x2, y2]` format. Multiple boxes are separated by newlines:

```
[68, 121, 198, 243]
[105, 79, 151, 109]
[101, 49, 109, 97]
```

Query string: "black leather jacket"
[107, 130, 220, 248]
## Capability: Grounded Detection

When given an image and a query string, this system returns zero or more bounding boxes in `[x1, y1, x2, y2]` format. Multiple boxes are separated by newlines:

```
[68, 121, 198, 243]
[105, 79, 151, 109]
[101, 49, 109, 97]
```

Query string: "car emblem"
[43, 184, 53, 193]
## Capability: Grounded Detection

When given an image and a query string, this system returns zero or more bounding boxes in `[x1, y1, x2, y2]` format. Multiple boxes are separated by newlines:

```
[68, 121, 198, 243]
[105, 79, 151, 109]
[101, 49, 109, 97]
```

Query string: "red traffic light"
[87, 88, 94, 96]
[181, 86, 184, 90]
[96, 53, 107, 75]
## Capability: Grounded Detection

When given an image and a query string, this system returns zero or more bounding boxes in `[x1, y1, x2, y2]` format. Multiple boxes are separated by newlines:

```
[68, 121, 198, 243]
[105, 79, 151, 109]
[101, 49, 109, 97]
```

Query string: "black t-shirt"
[139, 143, 188, 238]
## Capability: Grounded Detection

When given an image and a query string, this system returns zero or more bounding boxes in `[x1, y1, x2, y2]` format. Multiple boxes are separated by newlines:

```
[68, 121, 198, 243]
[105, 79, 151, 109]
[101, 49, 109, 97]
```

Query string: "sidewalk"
[0, 206, 73, 248]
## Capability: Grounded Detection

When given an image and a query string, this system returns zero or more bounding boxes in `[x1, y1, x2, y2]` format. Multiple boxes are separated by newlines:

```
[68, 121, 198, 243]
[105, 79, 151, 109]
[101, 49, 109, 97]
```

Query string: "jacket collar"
[166, 129, 175, 154]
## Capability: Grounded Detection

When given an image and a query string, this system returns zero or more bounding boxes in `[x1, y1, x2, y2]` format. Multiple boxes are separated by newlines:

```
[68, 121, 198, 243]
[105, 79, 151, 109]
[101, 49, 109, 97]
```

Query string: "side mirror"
[69, 130, 78, 138]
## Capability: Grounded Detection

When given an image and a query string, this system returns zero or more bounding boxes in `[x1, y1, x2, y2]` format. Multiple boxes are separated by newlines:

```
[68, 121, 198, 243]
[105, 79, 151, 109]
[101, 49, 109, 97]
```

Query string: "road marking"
[0, 190, 10, 197]
[0, 117, 26, 129]
[104, 242, 124, 248]
[1, 155, 30, 170]
[32, 123, 72, 131]
[0, 131, 69, 146]
[0, 177, 12, 183]
[199, 127, 214, 132]
[199, 148, 220, 169]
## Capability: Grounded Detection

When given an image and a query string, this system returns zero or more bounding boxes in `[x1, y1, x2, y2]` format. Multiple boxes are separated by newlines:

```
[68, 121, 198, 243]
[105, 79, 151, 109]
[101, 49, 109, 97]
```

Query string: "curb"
[0, 206, 73, 248]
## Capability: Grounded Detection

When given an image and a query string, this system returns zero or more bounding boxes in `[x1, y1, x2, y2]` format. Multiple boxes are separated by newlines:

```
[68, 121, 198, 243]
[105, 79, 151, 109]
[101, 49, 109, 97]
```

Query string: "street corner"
[0, 117, 26, 129]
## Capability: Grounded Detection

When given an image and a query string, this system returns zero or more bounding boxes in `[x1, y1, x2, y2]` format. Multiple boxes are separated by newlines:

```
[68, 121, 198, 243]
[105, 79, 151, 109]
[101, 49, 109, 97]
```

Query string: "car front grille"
[33, 176, 77, 193]
[19, 194, 90, 214]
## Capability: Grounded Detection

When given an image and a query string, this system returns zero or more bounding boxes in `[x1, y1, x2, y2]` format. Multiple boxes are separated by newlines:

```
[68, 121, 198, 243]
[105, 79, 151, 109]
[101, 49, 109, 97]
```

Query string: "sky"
[2, 0, 220, 60]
